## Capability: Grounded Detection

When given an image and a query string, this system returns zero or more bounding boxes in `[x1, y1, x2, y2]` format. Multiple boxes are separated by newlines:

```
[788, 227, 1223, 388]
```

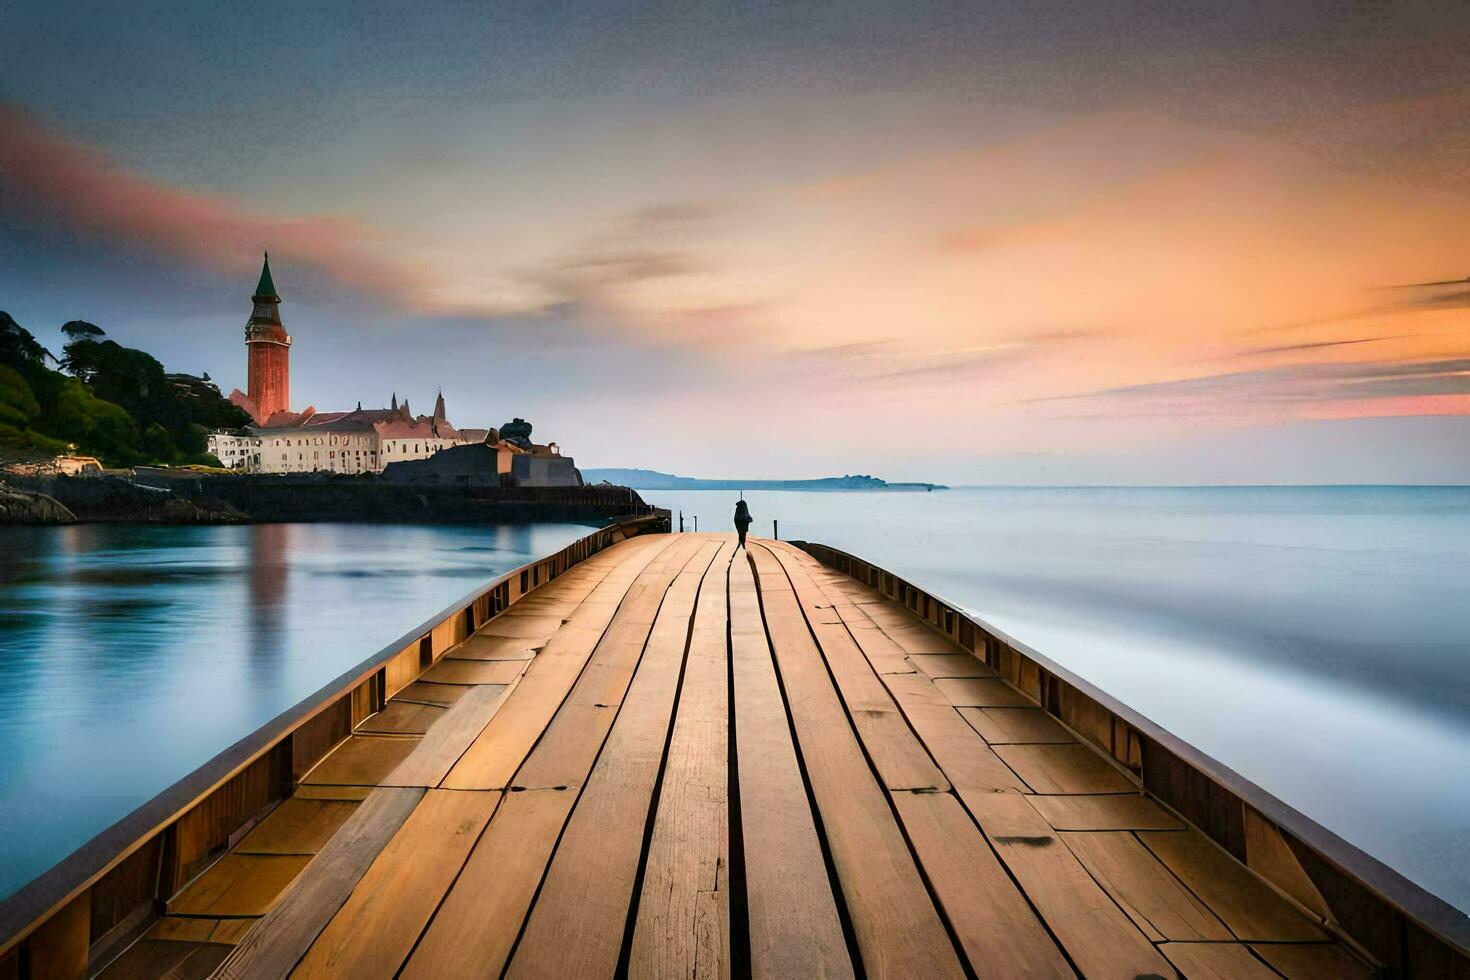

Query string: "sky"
[2, 0, 1468, 483]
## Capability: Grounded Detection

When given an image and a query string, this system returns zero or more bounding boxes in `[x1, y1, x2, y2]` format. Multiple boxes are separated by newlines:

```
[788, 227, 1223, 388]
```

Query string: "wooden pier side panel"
[5, 524, 1468, 979]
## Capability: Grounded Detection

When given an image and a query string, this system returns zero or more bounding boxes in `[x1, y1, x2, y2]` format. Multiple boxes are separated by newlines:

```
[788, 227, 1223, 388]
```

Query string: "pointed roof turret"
[391, 393, 398, 411]
[253, 252, 279, 300]
[433, 390, 446, 420]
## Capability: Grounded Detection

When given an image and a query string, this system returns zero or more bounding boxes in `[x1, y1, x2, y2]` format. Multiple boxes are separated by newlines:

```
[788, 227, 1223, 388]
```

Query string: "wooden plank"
[382, 683, 516, 787]
[356, 700, 446, 735]
[166, 854, 311, 916]
[450, 633, 538, 661]
[958, 706, 1072, 744]
[235, 798, 359, 854]
[906, 654, 993, 678]
[293, 790, 500, 978]
[393, 681, 468, 707]
[96, 940, 231, 980]
[291, 785, 373, 802]
[300, 735, 421, 786]
[727, 555, 852, 979]
[875, 673, 1026, 793]
[1061, 831, 1231, 941]
[400, 788, 577, 979]
[1140, 830, 1329, 941]
[764, 550, 959, 793]
[1026, 793, 1183, 831]
[150, 917, 218, 942]
[500, 539, 716, 792]
[442, 537, 683, 790]
[932, 676, 1035, 708]
[630, 546, 734, 978]
[208, 919, 255, 945]
[891, 792, 1071, 978]
[749, 545, 965, 980]
[418, 658, 524, 685]
[1160, 942, 1278, 979]
[961, 791, 1174, 978]
[993, 743, 1136, 794]
[1250, 942, 1377, 979]
[214, 786, 425, 980]
[505, 545, 723, 978]
[479, 614, 567, 638]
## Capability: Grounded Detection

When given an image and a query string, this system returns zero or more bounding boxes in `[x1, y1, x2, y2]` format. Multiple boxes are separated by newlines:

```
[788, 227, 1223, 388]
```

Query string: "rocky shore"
[0, 483, 77, 524]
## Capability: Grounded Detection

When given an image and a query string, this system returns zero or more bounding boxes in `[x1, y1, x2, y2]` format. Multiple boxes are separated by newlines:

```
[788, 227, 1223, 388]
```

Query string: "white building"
[212, 394, 489, 475]
[208, 432, 263, 470]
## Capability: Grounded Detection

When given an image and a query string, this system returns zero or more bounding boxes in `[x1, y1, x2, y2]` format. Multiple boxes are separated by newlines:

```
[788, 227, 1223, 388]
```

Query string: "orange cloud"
[0, 101, 424, 300]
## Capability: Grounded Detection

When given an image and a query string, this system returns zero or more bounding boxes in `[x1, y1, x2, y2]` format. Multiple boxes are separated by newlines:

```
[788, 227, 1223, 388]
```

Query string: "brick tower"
[244, 253, 291, 422]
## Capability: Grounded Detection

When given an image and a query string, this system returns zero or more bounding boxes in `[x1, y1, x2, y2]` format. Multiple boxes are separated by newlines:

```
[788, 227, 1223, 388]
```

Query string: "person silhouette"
[733, 498, 752, 550]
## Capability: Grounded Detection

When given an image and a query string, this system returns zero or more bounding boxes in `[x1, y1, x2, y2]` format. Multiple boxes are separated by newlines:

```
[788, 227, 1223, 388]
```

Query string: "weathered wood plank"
[97, 940, 231, 980]
[932, 676, 1036, 708]
[906, 654, 993, 678]
[355, 700, 446, 735]
[1061, 831, 1231, 941]
[418, 657, 524, 686]
[381, 682, 516, 787]
[505, 544, 723, 978]
[300, 735, 421, 786]
[1026, 793, 1183, 831]
[442, 536, 681, 790]
[957, 706, 1072, 744]
[293, 790, 500, 978]
[750, 545, 964, 980]
[727, 555, 852, 980]
[399, 788, 576, 979]
[291, 785, 373, 802]
[891, 792, 1071, 978]
[872, 673, 1027, 793]
[510, 540, 717, 791]
[166, 854, 311, 916]
[449, 633, 539, 661]
[235, 798, 358, 855]
[961, 791, 1174, 979]
[1140, 829, 1329, 941]
[392, 681, 468, 707]
[213, 786, 425, 980]
[1159, 942, 1279, 979]
[1250, 942, 1377, 978]
[630, 545, 734, 978]
[993, 743, 1137, 794]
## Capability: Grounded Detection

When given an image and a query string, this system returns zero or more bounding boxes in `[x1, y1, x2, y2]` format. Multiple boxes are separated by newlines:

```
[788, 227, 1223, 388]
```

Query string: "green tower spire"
[253, 252, 278, 299]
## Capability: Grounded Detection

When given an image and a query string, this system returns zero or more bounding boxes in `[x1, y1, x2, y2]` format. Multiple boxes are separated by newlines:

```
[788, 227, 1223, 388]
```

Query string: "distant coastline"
[583, 468, 946, 491]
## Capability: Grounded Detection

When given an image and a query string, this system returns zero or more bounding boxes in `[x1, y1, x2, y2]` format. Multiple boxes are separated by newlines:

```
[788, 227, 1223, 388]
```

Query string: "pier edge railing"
[793, 539, 1470, 978]
[0, 511, 669, 976]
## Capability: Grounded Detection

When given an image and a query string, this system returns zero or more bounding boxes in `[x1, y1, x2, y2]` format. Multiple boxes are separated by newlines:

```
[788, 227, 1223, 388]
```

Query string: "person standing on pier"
[734, 498, 752, 550]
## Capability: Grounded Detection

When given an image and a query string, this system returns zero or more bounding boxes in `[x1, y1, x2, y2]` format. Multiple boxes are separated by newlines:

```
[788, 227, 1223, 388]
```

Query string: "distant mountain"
[583, 468, 946, 491]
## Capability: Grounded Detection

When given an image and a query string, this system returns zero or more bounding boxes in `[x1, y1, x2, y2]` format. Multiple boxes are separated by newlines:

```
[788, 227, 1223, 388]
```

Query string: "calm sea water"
[0, 521, 590, 902]
[646, 486, 1470, 914]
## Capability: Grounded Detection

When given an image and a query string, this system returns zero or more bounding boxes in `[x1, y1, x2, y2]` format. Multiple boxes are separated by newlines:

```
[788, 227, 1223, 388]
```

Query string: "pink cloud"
[0, 101, 424, 299]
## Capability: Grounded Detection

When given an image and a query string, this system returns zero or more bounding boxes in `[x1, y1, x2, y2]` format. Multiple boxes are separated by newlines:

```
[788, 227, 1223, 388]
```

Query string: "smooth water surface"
[648, 486, 1470, 913]
[0, 521, 590, 901]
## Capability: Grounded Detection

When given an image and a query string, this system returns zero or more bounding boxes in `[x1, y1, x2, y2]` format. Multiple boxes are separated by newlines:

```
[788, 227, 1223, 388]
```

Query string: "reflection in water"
[0, 521, 591, 901]
[247, 524, 291, 676]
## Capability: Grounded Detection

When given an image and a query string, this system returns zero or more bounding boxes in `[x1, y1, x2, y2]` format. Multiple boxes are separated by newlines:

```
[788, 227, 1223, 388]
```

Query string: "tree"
[61, 320, 105, 342]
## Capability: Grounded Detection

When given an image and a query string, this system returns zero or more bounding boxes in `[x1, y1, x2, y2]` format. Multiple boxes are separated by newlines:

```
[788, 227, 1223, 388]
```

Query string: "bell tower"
[245, 252, 291, 422]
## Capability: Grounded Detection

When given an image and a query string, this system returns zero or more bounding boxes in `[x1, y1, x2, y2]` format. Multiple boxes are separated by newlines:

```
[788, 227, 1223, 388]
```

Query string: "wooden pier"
[3, 528, 1466, 977]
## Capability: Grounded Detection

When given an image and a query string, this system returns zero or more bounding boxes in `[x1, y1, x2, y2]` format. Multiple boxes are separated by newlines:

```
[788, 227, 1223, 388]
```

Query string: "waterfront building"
[207, 432, 262, 470]
[228, 254, 292, 425]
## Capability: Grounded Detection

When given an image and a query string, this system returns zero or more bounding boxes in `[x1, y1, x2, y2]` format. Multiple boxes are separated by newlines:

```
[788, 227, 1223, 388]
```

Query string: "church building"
[211, 256, 490, 474]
